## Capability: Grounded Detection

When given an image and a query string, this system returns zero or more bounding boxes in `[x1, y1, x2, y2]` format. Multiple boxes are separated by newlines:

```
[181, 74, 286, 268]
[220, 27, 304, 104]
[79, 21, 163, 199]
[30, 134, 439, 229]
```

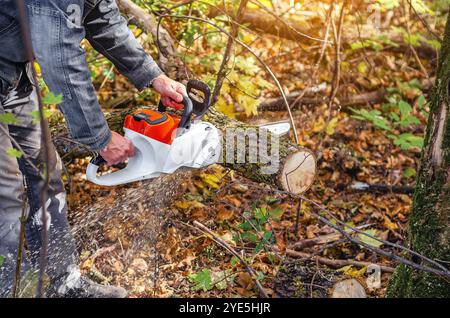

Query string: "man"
[0, 0, 185, 297]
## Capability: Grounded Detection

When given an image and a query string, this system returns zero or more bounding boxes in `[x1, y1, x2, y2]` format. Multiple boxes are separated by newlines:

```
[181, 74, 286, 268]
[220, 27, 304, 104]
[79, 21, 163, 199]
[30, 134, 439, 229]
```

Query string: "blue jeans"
[0, 63, 77, 297]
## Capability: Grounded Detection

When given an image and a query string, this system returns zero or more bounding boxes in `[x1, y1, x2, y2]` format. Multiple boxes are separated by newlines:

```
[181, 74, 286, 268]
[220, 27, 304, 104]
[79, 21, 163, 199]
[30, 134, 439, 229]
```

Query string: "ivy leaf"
[188, 269, 213, 291]
[0, 113, 19, 125]
[42, 92, 63, 105]
[6, 148, 23, 158]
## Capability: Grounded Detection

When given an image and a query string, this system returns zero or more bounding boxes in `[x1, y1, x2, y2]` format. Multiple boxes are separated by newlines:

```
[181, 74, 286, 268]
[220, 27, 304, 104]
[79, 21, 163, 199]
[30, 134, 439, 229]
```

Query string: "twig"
[288, 2, 334, 109]
[99, 64, 115, 90]
[90, 244, 117, 262]
[295, 194, 450, 278]
[279, 248, 395, 273]
[211, 0, 249, 106]
[319, 0, 347, 151]
[406, 0, 441, 41]
[402, 0, 430, 79]
[12, 188, 28, 297]
[15, 0, 53, 298]
[191, 220, 269, 298]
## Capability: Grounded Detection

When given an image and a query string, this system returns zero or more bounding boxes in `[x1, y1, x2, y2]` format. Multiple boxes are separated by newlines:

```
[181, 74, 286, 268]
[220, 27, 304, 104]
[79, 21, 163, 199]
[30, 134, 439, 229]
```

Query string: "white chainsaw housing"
[86, 121, 221, 186]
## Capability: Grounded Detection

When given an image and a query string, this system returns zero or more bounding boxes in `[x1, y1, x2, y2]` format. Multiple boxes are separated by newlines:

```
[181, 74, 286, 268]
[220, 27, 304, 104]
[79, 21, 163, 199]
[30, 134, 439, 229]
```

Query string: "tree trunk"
[387, 14, 450, 298]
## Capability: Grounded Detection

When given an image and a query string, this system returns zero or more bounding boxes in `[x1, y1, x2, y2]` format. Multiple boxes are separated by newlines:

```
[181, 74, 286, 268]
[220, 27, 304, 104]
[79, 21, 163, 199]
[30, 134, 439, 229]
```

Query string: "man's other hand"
[152, 74, 187, 109]
[99, 131, 135, 166]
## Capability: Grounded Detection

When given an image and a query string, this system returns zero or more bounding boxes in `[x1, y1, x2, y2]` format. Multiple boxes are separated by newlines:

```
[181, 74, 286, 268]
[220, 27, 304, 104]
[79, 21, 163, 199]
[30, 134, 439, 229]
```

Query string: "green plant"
[233, 205, 283, 254]
[351, 83, 427, 150]
[188, 268, 234, 292]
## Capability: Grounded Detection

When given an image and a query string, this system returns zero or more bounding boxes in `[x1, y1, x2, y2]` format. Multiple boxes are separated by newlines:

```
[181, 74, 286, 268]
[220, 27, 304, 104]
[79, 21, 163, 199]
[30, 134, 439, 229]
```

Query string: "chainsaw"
[86, 80, 222, 186]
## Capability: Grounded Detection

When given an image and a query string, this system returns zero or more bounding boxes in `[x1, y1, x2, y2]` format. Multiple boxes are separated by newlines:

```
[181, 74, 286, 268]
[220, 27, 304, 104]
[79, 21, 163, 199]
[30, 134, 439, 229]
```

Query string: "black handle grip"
[187, 80, 211, 116]
[91, 154, 106, 166]
[157, 95, 193, 130]
[179, 95, 193, 129]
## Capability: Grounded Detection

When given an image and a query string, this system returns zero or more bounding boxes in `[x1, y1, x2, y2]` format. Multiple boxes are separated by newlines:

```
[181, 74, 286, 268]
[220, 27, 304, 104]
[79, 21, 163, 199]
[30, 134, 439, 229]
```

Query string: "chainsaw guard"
[86, 121, 221, 186]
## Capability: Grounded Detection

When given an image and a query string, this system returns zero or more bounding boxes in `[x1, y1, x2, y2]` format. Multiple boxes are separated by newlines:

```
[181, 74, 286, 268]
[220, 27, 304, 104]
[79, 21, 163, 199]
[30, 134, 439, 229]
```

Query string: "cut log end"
[279, 148, 317, 194]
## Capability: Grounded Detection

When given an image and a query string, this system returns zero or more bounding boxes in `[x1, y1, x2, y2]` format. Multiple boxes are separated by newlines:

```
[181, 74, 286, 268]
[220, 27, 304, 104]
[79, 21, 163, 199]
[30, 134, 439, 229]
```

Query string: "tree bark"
[387, 14, 450, 298]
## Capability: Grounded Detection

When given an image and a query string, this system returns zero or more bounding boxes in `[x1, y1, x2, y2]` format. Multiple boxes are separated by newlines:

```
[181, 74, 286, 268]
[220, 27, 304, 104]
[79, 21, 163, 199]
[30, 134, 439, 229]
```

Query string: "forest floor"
[66, 103, 419, 298]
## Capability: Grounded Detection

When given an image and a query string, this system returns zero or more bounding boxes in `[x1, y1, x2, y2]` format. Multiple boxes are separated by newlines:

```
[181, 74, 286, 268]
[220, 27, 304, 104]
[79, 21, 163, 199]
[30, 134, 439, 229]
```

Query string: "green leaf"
[417, 95, 425, 110]
[256, 271, 265, 281]
[238, 220, 253, 230]
[357, 229, 383, 248]
[398, 100, 413, 117]
[230, 256, 240, 266]
[0, 113, 19, 125]
[268, 207, 284, 220]
[0, 255, 4, 267]
[254, 207, 267, 221]
[394, 133, 424, 150]
[188, 269, 213, 291]
[42, 92, 63, 105]
[241, 231, 257, 243]
[6, 148, 23, 158]
[262, 230, 273, 241]
[399, 114, 421, 127]
[403, 167, 416, 178]
[31, 109, 53, 124]
[254, 240, 265, 253]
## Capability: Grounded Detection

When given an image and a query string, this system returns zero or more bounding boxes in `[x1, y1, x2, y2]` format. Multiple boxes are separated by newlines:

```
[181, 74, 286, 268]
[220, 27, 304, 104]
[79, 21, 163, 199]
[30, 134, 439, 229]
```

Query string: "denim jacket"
[0, 0, 163, 150]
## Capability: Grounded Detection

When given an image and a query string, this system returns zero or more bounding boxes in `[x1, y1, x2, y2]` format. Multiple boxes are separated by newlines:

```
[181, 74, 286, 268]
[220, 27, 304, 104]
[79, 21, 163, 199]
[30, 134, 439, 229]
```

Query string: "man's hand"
[152, 74, 187, 109]
[99, 131, 135, 166]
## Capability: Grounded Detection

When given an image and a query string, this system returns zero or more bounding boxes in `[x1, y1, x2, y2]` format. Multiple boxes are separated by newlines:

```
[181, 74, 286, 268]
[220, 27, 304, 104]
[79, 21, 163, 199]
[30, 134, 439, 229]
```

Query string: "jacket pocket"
[0, 13, 17, 36]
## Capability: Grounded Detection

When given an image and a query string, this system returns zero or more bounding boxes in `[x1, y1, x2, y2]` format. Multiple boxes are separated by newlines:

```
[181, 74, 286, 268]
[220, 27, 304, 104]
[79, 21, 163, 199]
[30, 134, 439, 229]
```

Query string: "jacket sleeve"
[83, 0, 163, 90]
[27, 0, 111, 151]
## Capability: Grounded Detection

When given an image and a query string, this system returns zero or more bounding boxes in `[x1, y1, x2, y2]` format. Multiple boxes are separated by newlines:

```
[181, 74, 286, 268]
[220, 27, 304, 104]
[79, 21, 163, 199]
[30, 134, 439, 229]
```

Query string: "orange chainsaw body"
[124, 109, 180, 145]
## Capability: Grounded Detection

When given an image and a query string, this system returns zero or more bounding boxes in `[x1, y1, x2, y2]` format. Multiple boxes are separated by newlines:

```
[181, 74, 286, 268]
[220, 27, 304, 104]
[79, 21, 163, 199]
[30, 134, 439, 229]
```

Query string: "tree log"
[258, 77, 435, 112]
[55, 108, 316, 195]
[258, 88, 387, 112]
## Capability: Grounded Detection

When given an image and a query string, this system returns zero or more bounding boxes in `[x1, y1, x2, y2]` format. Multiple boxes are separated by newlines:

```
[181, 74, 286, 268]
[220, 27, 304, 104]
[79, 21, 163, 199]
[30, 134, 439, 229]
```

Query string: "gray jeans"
[0, 63, 77, 297]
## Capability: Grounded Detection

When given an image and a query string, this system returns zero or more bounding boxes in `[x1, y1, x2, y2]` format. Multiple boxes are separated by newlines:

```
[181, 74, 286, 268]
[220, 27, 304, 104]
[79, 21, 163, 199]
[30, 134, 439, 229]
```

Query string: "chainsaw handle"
[90, 154, 107, 166]
[187, 80, 211, 116]
[158, 95, 193, 130]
